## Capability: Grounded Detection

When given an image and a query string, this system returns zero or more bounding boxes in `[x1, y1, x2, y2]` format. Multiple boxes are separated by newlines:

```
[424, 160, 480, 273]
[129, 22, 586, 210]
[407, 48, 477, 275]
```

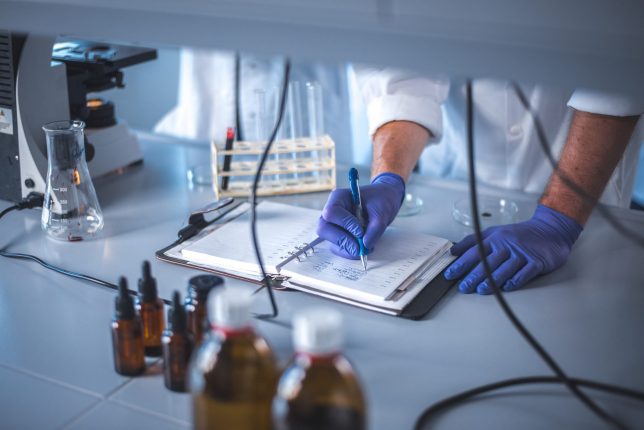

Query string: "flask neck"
[43, 121, 86, 170]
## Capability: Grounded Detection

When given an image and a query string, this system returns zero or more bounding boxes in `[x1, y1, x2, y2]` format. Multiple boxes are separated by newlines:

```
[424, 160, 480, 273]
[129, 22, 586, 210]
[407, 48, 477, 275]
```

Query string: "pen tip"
[361, 255, 367, 271]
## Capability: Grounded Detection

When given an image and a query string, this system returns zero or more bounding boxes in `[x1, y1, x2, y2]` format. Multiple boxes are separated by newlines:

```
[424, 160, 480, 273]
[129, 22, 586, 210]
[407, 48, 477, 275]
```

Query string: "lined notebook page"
[181, 201, 319, 275]
[280, 228, 451, 304]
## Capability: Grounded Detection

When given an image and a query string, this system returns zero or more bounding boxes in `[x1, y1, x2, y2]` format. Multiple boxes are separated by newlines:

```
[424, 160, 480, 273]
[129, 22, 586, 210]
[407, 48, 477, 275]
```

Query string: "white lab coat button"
[509, 124, 523, 137]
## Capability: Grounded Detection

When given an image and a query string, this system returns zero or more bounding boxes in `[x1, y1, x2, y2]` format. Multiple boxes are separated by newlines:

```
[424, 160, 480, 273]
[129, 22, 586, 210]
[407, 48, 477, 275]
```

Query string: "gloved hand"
[445, 204, 583, 294]
[316, 172, 406, 259]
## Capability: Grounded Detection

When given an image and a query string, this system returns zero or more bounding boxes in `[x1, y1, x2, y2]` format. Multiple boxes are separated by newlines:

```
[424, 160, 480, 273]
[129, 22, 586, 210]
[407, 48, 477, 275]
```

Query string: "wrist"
[539, 185, 594, 226]
[533, 204, 583, 246]
[371, 121, 428, 182]
[371, 172, 406, 205]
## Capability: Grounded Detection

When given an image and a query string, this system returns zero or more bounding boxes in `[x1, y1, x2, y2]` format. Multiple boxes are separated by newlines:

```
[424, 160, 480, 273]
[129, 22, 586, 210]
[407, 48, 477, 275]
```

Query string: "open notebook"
[170, 201, 456, 317]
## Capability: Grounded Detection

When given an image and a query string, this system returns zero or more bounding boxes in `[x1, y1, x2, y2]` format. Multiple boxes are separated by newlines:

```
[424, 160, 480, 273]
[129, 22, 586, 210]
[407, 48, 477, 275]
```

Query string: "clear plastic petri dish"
[397, 192, 424, 217]
[187, 163, 213, 186]
[452, 196, 519, 228]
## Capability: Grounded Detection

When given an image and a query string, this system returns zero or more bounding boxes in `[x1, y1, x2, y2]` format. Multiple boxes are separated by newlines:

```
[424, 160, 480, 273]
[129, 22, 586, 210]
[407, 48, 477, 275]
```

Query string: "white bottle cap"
[208, 289, 252, 329]
[293, 307, 343, 355]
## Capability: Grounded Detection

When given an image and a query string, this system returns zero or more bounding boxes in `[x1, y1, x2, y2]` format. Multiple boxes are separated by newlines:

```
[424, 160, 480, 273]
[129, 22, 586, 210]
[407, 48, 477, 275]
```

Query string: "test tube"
[287, 81, 303, 139]
[306, 81, 324, 184]
[306, 81, 324, 139]
[254, 88, 268, 141]
[287, 81, 304, 185]
[254, 88, 279, 186]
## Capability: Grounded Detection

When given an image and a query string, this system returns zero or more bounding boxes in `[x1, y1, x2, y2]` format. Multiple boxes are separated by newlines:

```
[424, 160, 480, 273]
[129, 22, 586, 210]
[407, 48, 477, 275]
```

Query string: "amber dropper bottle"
[184, 274, 224, 347]
[272, 308, 367, 430]
[111, 277, 146, 376]
[190, 290, 279, 430]
[162, 291, 194, 392]
[136, 261, 165, 357]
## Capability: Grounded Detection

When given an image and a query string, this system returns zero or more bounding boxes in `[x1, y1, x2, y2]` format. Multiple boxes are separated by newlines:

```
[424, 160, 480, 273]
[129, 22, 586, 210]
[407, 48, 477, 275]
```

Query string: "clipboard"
[155, 198, 457, 320]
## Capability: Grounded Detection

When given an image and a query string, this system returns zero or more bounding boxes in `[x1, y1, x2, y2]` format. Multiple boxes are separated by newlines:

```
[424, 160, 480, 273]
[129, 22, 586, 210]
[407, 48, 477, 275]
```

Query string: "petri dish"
[187, 163, 213, 186]
[452, 196, 519, 228]
[397, 192, 424, 217]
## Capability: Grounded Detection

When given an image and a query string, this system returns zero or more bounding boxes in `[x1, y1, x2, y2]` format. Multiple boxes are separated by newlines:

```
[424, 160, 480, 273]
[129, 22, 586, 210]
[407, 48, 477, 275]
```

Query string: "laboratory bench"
[1, 133, 643, 430]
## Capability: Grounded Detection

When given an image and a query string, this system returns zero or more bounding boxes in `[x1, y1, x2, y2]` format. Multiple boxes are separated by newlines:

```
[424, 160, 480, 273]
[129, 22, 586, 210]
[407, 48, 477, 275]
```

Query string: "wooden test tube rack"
[211, 135, 337, 198]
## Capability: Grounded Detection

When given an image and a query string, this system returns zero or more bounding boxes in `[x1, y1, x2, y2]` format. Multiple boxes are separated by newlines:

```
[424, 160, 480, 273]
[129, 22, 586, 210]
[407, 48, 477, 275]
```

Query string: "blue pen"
[348, 168, 368, 271]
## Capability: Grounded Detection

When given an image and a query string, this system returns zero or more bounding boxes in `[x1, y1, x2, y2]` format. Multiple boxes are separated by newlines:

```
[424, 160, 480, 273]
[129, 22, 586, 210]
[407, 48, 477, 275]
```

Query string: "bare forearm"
[540, 110, 639, 225]
[371, 121, 430, 181]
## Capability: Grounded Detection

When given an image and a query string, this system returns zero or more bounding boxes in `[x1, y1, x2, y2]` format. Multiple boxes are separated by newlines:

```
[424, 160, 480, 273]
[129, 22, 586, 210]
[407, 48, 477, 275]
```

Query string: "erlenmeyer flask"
[41, 120, 104, 241]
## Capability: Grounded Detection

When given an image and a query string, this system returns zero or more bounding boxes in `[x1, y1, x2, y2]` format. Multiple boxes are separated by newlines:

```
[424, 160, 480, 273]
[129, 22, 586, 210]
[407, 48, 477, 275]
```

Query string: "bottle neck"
[295, 350, 341, 365]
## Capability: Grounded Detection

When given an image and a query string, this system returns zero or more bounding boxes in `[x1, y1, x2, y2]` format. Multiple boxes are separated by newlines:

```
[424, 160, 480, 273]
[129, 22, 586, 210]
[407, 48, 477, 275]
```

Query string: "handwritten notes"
[281, 228, 451, 303]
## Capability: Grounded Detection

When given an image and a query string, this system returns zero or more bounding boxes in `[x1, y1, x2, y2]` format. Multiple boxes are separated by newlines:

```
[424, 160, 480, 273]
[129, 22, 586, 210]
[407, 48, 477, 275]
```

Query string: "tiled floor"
[0, 365, 99, 430]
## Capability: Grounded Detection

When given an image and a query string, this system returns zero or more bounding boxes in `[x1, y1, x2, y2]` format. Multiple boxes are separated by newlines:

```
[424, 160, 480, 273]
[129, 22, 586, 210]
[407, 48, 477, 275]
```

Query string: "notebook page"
[180, 201, 319, 276]
[281, 228, 451, 303]
[284, 250, 454, 313]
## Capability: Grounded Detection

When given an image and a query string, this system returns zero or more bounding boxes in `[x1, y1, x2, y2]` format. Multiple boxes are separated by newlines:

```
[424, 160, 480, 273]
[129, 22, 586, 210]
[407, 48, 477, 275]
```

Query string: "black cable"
[0, 248, 175, 305]
[0, 248, 117, 289]
[0, 205, 19, 220]
[511, 83, 644, 248]
[248, 60, 291, 320]
[465, 81, 625, 429]
[416, 79, 644, 429]
[415, 375, 644, 428]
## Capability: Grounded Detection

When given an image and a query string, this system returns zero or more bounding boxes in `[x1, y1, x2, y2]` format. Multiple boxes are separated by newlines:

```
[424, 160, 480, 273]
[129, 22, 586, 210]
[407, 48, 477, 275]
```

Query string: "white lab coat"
[356, 68, 644, 207]
[155, 49, 354, 162]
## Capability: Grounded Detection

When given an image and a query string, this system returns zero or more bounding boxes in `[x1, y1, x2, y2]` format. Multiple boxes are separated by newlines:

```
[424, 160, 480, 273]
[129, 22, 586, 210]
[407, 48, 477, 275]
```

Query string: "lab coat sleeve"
[353, 65, 450, 143]
[567, 89, 644, 117]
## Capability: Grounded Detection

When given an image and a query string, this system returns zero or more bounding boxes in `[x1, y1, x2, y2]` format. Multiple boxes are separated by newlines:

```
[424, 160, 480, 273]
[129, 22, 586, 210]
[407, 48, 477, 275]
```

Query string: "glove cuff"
[371, 172, 406, 205]
[533, 204, 583, 247]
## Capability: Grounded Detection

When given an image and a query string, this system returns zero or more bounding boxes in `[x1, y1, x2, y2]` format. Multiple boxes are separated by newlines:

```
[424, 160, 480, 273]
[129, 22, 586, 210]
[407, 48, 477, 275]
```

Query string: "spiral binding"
[282, 242, 316, 263]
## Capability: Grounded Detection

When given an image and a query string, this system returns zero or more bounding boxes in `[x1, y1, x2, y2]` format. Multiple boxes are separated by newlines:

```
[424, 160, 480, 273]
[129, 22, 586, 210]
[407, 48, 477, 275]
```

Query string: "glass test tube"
[287, 81, 303, 184]
[306, 81, 324, 184]
[306, 81, 324, 138]
[254, 88, 280, 186]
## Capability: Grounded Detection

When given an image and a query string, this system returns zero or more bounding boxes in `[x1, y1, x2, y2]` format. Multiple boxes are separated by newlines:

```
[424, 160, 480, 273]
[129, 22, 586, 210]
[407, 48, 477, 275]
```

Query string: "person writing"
[318, 69, 643, 294]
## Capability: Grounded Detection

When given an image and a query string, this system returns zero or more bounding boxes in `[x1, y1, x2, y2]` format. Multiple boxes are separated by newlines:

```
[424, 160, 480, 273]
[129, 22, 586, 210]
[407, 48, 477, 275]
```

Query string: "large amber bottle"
[190, 290, 278, 430]
[272, 308, 367, 430]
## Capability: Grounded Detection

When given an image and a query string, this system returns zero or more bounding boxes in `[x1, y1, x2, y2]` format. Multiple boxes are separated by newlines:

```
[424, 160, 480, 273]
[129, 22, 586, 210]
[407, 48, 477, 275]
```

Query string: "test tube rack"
[211, 135, 336, 198]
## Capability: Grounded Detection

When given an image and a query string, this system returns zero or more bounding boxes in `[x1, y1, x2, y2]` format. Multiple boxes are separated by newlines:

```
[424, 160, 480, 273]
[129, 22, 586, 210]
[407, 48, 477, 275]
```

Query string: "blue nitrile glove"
[445, 204, 583, 294]
[316, 172, 406, 259]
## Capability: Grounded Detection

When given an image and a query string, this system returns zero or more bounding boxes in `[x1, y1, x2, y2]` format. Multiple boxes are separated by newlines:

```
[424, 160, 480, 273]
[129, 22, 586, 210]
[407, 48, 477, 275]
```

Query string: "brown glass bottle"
[184, 274, 224, 347]
[111, 277, 146, 376]
[272, 308, 366, 430]
[136, 261, 164, 357]
[163, 291, 194, 392]
[190, 290, 279, 430]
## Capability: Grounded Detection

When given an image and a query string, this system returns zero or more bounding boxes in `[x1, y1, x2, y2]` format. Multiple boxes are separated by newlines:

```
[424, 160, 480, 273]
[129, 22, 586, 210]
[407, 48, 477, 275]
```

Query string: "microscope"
[0, 31, 156, 203]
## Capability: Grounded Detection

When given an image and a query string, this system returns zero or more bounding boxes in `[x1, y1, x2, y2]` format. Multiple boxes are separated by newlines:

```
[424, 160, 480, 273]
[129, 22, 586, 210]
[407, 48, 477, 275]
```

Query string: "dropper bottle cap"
[293, 307, 343, 355]
[187, 274, 224, 302]
[138, 261, 158, 303]
[208, 289, 252, 330]
[167, 291, 187, 333]
[115, 277, 135, 320]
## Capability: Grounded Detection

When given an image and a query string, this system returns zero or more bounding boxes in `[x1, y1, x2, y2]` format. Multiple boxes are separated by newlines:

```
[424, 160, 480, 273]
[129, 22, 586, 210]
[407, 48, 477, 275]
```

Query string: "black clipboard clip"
[177, 197, 235, 243]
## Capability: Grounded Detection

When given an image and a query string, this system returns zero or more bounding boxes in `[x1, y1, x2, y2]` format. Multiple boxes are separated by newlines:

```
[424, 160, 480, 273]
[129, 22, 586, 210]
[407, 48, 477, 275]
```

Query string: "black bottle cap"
[168, 291, 187, 332]
[187, 275, 224, 301]
[138, 261, 158, 303]
[115, 277, 135, 320]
